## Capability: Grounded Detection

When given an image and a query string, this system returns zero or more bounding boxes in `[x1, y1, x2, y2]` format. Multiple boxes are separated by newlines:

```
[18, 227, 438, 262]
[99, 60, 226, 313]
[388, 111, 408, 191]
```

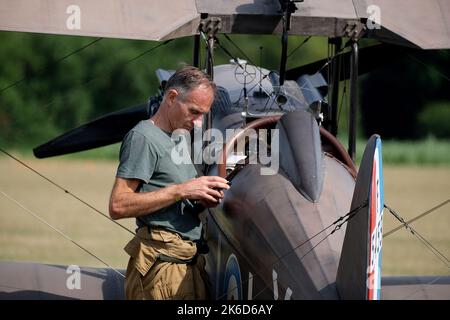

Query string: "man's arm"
[109, 176, 229, 220]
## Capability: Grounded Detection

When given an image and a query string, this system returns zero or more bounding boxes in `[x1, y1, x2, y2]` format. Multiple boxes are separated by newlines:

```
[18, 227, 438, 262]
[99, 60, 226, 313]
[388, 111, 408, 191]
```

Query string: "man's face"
[167, 85, 214, 131]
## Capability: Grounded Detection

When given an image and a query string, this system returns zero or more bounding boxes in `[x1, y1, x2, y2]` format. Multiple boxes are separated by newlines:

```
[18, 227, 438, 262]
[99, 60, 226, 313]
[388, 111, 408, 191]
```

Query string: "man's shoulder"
[127, 120, 158, 141]
[131, 120, 154, 135]
[126, 120, 173, 150]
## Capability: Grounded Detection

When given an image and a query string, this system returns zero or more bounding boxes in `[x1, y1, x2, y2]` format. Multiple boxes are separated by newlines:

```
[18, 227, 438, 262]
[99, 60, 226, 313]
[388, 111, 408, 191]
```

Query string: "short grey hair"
[164, 66, 216, 100]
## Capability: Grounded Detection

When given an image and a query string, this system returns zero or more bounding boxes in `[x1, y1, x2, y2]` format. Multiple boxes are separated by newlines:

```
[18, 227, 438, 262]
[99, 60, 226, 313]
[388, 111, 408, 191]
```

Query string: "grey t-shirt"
[116, 120, 201, 241]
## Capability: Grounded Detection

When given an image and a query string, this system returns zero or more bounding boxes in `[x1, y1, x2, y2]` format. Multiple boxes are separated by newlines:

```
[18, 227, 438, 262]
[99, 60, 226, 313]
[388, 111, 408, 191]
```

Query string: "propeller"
[33, 43, 416, 159]
[286, 43, 417, 81]
[33, 103, 152, 158]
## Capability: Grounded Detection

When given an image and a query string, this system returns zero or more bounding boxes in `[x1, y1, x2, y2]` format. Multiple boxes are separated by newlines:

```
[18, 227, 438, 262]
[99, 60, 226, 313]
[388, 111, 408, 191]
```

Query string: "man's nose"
[193, 115, 203, 128]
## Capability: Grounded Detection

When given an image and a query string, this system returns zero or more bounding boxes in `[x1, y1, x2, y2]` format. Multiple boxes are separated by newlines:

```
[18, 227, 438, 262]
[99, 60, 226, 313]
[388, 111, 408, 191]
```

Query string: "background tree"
[0, 31, 448, 149]
[360, 50, 450, 140]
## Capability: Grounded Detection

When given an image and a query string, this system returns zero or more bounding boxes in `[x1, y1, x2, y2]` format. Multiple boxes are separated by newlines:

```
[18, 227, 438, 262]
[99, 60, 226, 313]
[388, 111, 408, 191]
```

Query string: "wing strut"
[200, 16, 221, 134]
[279, 0, 301, 85]
[329, 37, 342, 136]
[348, 40, 359, 161]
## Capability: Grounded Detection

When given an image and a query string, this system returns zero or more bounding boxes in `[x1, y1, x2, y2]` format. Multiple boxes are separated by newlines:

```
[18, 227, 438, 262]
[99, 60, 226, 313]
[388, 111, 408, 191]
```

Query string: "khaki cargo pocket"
[124, 234, 159, 277]
[123, 227, 203, 299]
[148, 262, 196, 300]
[149, 228, 180, 243]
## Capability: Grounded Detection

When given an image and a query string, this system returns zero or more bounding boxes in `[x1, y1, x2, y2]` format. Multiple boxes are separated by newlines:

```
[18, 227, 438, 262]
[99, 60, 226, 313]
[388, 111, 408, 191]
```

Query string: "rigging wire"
[0, 148, 136, 236]
[438, 49, 450, 58]
[0, 190, 125, 278]
[384, 203, 450, 269]
[384, 198, 450, 237]
[315, 45, 348, 76]
[215, 35, 275, 101]
[215, 34, 339, 113]
[214, 37, 244, 69]
[36, 39, 173, 112]
[0, 37, 103, 95]
[407, 53, 450, 82]
[213, 36, 274, 104]
[337, 43, 349, 136]
[216, 200, 368, 300]
[3, 141, 448, 297]
[337, 79, 348, 128]
[219, 198, 449, 300]
[287, 36, 311, 58]
[121, 40, 172, 66]
[3, 33, 449, 298]
[215, 35, 353, 121]
[250, 200, 368, 299]
[267, 200, 368, 269]
[327, 39, 332, 91]
[223, 34, 259, 67]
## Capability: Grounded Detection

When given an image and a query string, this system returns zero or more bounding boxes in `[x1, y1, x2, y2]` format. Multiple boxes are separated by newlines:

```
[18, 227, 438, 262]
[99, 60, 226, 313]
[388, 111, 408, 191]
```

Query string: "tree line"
[0, 31, 448, 149]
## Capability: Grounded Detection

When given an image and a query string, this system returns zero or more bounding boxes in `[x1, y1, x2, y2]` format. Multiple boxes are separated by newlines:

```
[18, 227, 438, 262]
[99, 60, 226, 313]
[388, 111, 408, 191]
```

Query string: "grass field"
[0, 155, 449, 277]
[10, 137, 450, 165]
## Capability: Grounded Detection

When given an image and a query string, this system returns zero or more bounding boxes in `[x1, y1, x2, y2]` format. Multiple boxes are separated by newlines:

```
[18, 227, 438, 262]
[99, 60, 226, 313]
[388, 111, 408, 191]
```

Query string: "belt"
[158, 253, 198, 265]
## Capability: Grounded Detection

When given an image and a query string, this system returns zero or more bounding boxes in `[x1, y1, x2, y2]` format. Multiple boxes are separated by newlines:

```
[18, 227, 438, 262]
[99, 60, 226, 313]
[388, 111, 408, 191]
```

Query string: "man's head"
[162, 66, 216, 132]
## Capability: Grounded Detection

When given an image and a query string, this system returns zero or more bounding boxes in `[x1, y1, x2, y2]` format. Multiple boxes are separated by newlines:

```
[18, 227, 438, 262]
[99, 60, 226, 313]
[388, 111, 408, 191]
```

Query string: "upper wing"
[1, 0, 449, 48]
[353, 0, 450, 49]
[0, 0, 200, 41]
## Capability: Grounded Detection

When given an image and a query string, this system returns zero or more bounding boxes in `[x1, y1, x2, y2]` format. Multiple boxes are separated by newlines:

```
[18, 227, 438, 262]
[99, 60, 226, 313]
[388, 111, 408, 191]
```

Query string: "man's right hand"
[177, 176, 230, 204]
[109, 176, 230, 220]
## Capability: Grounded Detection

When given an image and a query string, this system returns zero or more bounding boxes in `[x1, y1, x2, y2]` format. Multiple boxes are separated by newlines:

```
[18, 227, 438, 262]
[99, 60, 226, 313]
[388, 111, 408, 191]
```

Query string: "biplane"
[0, 0, 449, 300]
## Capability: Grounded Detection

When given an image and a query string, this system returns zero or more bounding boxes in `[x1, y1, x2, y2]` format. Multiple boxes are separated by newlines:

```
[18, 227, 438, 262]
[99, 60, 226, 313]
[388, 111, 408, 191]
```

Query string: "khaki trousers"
[124, 227, 210, 300]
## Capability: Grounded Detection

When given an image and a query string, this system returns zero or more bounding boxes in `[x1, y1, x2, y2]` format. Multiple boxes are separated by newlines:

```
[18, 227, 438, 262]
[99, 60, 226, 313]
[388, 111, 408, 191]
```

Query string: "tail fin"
[336, 135, 384, 300]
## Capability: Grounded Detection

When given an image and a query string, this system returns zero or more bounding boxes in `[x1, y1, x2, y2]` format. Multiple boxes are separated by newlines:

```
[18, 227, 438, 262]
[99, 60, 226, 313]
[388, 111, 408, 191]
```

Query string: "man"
[109, 66, 229, 300]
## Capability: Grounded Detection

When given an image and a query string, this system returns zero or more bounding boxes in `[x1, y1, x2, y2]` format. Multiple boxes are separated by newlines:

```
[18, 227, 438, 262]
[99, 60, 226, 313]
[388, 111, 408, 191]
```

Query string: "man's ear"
[166, 89, 178, 106]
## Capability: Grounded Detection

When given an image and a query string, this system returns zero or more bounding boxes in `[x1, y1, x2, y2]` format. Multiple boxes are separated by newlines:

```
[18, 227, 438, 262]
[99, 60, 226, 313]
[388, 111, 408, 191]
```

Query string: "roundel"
[222, 254, 242, 300]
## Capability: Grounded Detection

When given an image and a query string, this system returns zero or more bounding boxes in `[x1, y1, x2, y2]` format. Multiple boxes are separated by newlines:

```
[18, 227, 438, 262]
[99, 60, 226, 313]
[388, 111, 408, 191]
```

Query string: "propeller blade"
[33, 103, 151, 158]
[286, 43, 417, 81]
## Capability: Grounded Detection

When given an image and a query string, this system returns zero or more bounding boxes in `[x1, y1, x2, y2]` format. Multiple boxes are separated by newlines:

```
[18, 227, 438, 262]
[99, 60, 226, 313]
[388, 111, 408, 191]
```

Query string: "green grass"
[378, 138, 450, 165]
[339, 136, 450, 166]
[1, 159, 449, 275]
[3, 137, 450, 165]
[3, 143, 121, 161]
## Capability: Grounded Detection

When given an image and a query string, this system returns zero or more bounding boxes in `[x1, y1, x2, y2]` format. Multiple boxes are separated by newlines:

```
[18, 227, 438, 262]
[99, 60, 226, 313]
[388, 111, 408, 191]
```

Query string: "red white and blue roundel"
[223, 254, 243, 300]
[367, 138, 384, 300]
